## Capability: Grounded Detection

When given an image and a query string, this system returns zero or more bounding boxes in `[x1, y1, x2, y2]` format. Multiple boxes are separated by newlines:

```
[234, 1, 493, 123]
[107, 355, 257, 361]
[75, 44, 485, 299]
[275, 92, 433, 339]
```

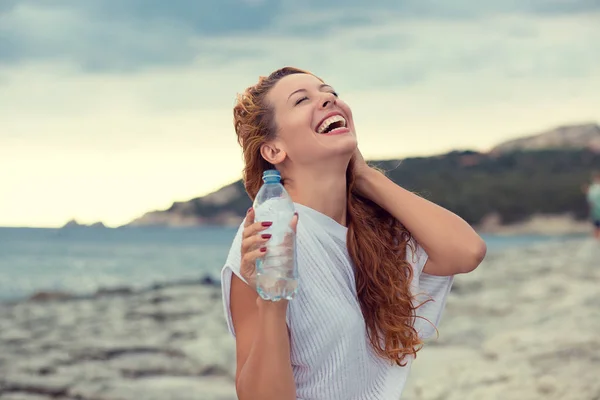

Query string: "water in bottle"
[253, 169, 298, 301]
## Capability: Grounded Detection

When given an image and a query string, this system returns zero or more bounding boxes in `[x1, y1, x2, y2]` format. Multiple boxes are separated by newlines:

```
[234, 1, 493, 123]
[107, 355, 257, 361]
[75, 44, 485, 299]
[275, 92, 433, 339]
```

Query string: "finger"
[241, 246, 267, 269]
[241, 232, 272, 254]
[243, 207, 254, 229]
[243, 220, 273, 239]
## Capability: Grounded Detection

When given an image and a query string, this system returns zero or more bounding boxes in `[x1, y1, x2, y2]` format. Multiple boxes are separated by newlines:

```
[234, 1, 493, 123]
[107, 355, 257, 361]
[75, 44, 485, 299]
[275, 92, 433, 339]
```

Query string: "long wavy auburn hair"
[233, 67, 427, 365]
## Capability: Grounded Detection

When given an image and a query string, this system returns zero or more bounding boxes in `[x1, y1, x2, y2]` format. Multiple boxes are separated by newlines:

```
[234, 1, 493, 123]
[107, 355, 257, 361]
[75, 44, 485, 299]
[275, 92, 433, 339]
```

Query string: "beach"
[404, 237, 600, 400]
[1, 237, 598, 400]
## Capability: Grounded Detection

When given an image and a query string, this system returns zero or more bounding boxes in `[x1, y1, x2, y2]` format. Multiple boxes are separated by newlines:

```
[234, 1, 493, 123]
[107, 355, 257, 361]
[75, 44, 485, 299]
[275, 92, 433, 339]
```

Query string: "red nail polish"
[261, 234, 272, 239]
[247, 207, 253, 214]
[261, 221, 272, 227]
[260, 247, 267, 252]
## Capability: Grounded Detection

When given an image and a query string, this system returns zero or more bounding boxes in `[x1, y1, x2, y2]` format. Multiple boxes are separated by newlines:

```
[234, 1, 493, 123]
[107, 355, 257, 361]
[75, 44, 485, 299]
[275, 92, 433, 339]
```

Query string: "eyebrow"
[287, 84, 333, 102]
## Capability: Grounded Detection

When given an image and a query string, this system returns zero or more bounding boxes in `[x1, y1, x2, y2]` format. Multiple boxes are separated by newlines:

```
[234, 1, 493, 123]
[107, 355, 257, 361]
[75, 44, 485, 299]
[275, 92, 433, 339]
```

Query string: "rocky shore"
[1, 238, 599, 400]
[0, 280, 237, 400]
[405, 237, 600, 400]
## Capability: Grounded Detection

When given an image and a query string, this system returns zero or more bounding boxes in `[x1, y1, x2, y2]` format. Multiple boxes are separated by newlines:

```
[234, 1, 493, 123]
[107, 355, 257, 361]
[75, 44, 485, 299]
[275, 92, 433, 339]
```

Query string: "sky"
[1, 1, 599, 228]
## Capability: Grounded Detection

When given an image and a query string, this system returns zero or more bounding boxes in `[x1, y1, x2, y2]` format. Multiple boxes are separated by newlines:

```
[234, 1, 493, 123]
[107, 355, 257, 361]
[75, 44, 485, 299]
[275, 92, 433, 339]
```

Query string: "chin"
[328, 133, 357, 158]
[301, 130, 357, 165]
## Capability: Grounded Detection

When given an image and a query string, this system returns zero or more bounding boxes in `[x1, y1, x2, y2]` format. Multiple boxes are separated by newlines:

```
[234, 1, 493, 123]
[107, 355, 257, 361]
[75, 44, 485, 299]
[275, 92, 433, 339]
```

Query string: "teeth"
[317, 115, 347, 133]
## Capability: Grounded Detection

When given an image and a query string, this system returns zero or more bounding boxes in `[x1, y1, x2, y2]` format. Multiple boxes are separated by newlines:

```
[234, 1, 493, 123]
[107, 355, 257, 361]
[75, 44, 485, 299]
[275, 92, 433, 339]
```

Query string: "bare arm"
[230, 275, 296, 400]
[229, 208, 298, 400]
[356, 168, 487, 275]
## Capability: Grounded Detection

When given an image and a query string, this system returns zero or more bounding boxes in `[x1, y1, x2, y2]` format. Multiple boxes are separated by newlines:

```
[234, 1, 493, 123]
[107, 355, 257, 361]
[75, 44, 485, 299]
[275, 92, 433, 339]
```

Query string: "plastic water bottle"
[253, 169, 298, 301]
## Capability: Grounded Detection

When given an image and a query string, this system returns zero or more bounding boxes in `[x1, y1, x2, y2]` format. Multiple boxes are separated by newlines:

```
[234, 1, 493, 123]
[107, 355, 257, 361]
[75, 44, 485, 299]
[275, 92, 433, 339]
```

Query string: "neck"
[284, 167, 348, 226]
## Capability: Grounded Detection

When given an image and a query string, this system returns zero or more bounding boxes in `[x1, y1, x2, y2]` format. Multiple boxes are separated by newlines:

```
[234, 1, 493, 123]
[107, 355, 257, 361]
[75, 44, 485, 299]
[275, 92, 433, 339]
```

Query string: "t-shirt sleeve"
[220, 218, 250, 338]
[408, 241, 454, 340]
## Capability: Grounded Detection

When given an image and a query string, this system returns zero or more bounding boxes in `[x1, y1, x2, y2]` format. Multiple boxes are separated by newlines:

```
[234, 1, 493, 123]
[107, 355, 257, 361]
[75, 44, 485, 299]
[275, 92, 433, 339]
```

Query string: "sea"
[0, 226, 582, 302]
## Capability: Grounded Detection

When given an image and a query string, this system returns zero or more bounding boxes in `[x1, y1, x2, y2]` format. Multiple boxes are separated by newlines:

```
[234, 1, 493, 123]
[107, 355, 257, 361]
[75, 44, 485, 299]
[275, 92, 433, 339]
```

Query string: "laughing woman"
[220, 67, 487, 400]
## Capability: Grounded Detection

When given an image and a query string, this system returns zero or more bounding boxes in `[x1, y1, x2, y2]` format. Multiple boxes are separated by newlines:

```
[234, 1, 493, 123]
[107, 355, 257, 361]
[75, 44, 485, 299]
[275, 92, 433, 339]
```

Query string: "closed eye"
[295, 96, 308, 105]
[294, 91, 338, 106]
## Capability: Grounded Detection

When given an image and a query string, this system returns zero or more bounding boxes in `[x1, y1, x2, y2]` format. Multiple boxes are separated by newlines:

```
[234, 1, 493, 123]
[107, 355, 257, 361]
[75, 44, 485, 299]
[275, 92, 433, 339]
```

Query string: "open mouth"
[316, 114, 348, 134]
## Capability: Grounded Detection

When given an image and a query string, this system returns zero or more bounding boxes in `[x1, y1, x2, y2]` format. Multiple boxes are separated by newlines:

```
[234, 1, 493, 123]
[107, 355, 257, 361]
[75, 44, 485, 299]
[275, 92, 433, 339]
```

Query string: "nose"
[319, 92, 336, 109]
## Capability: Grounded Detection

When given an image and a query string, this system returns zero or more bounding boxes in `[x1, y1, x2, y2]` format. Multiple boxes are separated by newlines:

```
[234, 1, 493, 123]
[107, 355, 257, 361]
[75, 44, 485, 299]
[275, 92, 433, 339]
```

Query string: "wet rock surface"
[0, 282, 236, 400]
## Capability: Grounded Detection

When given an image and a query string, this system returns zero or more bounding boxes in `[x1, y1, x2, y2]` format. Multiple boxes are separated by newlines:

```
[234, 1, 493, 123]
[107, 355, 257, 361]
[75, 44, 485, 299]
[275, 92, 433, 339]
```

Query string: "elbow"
[236, 373, 296, 400]
[459, 238, 487, 274]
[236, 380, 259, 400]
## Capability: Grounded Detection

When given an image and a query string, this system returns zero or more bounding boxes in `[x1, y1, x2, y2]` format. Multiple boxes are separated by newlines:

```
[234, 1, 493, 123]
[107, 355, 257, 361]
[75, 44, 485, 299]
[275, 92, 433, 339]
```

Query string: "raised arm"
[352, 150, 487, 276]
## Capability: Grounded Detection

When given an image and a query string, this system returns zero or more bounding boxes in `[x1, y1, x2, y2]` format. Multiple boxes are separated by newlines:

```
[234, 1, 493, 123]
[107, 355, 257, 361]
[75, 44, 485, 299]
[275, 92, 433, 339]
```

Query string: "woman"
[220, 67, 487, 400]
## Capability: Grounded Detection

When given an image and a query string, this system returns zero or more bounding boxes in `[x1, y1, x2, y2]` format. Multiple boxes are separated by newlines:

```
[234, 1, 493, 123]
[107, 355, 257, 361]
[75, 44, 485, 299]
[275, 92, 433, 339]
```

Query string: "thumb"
[290, 212, 299, 233]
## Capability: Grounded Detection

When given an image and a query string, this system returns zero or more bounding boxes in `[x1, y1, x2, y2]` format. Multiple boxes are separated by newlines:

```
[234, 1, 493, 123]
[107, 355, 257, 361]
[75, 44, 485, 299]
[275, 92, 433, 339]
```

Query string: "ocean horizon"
[0, 226, 584, 302]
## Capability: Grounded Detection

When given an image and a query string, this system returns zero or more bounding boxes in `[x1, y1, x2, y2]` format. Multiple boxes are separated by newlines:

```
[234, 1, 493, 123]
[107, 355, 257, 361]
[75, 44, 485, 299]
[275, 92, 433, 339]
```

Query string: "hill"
[127, 181, 248, 227]
[490, 122, 600, 154]
[124, 123, 600, 231]
[61, 219, 107, 229]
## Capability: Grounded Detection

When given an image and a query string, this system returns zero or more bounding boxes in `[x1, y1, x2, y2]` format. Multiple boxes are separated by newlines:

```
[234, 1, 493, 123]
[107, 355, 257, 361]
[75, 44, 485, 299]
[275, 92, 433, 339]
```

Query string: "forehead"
[267, 73, 325, 104]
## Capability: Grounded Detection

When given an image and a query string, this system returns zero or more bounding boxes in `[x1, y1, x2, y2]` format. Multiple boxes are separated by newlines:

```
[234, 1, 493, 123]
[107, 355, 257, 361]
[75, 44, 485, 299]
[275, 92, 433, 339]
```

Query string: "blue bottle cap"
[262, 169, 281, 183]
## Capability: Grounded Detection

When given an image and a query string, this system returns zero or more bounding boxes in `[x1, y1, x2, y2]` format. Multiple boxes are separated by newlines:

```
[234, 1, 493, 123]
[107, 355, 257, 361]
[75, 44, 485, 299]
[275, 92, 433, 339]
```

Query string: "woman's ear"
[260, 141, 287, 165]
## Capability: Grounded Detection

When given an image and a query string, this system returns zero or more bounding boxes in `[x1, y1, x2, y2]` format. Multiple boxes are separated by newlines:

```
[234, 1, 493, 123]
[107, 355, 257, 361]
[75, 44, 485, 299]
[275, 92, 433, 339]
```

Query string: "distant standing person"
[586, 172, 600, 240]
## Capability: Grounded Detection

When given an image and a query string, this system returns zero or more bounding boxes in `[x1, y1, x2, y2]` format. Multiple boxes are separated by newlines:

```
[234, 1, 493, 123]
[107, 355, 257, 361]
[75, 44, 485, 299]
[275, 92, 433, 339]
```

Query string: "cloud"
[2, 0, 600, 73]
[0, 0, 285, 71]
[0, 3, 200, 72]
[2, 11, 599, 114]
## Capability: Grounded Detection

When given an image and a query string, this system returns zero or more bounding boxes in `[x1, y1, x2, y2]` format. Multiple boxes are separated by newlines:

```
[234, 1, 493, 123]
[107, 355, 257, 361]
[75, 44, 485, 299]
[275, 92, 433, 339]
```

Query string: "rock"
[536, 375, 557, 395]
[94, 287, 133, 298]
[1, 373, 72, 397]
[27, 291, 72, 302]
[200, 275, 218, 286]
[60, 219, 107, 229]
[60, 219, 82, 229]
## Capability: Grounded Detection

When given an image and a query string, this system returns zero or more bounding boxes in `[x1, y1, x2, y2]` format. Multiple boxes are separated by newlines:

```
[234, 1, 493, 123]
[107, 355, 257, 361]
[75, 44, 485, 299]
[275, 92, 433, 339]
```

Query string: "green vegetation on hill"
[373, 149, 600, 225]
[174, 149, 600, 226]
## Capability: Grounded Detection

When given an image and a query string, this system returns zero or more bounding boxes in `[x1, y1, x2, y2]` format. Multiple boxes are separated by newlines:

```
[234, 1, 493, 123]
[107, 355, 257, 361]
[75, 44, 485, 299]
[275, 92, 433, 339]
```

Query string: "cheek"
[283, 108, 313, 135]
[277, 113, 314, 148]
[339, 100, 353, 121]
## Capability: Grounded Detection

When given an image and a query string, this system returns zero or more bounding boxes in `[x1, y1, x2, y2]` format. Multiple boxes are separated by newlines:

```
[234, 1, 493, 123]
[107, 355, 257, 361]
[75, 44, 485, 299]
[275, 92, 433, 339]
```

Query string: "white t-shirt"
[221, 202, 454, 400]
